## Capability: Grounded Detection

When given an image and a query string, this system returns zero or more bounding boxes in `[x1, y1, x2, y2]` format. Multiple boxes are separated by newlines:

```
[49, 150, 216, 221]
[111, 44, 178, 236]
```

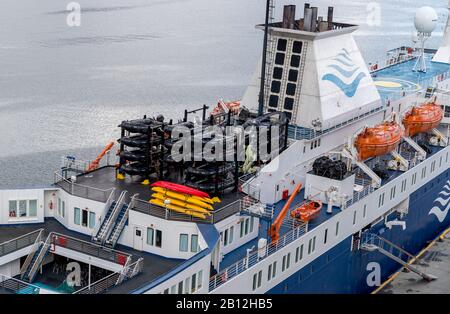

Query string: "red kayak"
[151, 181, 210, 198]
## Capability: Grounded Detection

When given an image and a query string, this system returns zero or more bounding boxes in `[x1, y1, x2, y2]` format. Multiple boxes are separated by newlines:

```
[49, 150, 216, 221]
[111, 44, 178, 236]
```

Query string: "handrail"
[101, 191, 128, 244]
[0, 229, 43, 258]
[107, 194, 138, 247]
[25, 233, 53, 282]
[92, 188, 117, 240]
[74, 258, 143, 294]
[0, 274, 43, 294]
[209, 222, 308, 292]
[19, 229, 44, 277]
[54, 171, 114, 203]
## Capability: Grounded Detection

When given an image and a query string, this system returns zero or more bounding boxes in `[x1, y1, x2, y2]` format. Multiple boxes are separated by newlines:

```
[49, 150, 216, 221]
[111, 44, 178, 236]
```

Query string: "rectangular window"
[89, 212, 96, 229]
[363, 205, 367, 219]
[197, 270, 203, 290]
[250, 217, 254, 233]
[229, 226, 234, 244]
[252, 273, 257, 291]
[324, 229, 328, 244]
[184, 277, 190, 294]
[308, 238, 313, 254]
[335, 221, 340, 236]
[178, 281, 183, 294]
[224, 229, 229, 246]
[58, 198, 61, 216]
[19, 200, 27, 217]
[179, 234, 189, 252]
[240, 221, 244, 238]
[62, 201, 66, 217]
[170, 285, 176, 294]
[191, 273, 197, 293]
[82, 209, 88, 227]
[245, 218, 249, 235]
[29, 200, 37, 217]
[74, 207, 81, 225]
[353, 210, 357, 225]
[9, 200, 17, 218]
[191, 235, 199, 253]
[257, 270, 262, 288]
[287, 253, 291, 269]
[155, 230, 162, 248]
[282, 255, 287, 272]
[147, 228, 154, 246]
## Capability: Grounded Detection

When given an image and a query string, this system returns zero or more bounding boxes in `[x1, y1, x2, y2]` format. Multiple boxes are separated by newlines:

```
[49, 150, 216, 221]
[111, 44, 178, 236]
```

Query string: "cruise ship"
[1, 1, 450, 294]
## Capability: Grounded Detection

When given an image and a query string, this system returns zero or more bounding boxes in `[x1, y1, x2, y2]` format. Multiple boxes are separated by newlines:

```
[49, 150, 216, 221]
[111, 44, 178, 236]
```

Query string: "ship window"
[179, 234, 188, 252]
[277, 39, 287, 51]
[288, 69, 298, 82]
[223, 229, 228, 246]
[9, 201, 17, 218]
[268, 264, 272, 281]
[155, 229, 162, 248]
[191, 234, 199, 252]
[197, 270, 203, 290]
[250, 217, 255, 233]
[421, 167, 427, 179]
[184, 277, 191, 294]
[287, 253, 291, 269]
[61, 201, 65, 218]
[284, 112, 292, 120]
[284, 97, 294, 110]
[229, 226, 234, 244]
[286, 83, 296, 96]
[353, 210, 357, 225]
[275, 53, 285, 65]
[335, 221, 340, 236]
[178, 281, 183, 294]
[269, 95, 279, 108]
[273, 67, 283, 79]
[324, 228, 328, 244]
[191, 273, 197, 293]
[363, 205, 367, 219]
[89, 212, 96, 229]
[29, 200, 37, 217]
[290, 55, 300, 68]
[58, 198, 61, 216]
[74, 208, 80, 225]
[295, 244, 304, 262]
[170, 285, 176, 294]
[308, 237, 316, 254]
[163, 288, 169, 294]
[282, 255, 287, 272]
[292, 41, 303, 54]
[147, 228, 154, 246]
[82, 209, 88, 227]
[271, 80, 281, 93]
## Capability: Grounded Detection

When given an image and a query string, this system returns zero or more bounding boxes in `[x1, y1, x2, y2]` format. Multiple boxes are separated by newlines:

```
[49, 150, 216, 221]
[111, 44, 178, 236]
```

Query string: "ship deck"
[372, 53, 449, 102]
[0, 219, 182, 294]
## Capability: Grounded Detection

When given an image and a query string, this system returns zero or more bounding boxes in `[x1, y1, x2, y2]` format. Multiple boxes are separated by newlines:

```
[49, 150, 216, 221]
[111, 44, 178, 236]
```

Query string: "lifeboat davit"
[402, 102, 443, 137]
[290, 201, 322, 222]
[355, 120, 403, 161]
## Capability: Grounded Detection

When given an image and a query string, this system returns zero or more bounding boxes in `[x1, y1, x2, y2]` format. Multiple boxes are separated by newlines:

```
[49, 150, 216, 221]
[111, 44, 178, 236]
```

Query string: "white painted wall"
[0, 259, 20, 282]
[0, 189, 45, 225]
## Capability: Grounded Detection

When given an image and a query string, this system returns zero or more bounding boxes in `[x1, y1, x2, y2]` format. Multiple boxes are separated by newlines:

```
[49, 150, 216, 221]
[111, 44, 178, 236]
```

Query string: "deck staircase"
[361, 233, 437, 282]
[105, 194, 138, 248]
[20, 234, 52, 283]
[93, 191, 128, 245]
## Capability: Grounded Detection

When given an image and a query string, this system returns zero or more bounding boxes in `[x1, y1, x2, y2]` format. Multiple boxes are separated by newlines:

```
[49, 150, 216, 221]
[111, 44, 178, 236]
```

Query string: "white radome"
[414, 6, 438, 34]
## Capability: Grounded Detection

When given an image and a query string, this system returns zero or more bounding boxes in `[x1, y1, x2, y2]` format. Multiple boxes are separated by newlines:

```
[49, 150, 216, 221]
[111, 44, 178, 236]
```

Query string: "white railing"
[209, 222, 308, 292]
[0, 274, 43, 294]
[0, 229, 43, 258]
[91, 189, 117, 240]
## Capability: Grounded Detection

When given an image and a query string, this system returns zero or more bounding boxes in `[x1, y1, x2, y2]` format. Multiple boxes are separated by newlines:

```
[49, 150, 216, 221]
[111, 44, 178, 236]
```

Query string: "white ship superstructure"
[0, 2, 450, 295]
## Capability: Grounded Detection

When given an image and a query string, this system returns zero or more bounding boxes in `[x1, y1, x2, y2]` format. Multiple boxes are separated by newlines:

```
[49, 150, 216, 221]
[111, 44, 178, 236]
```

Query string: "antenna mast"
[258, 0, 274, 116]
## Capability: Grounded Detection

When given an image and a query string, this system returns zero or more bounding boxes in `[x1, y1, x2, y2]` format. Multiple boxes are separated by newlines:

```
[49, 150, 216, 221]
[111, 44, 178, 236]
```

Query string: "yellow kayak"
[151, 187, 213, 210]
[152, 193, 212, 215]
[150, 198, 207, 219]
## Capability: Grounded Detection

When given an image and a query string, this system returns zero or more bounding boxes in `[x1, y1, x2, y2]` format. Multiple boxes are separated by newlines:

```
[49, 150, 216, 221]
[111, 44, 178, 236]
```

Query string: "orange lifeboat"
[402, 102, 443, 137]
[290, 201, 322, 222]
[355, 120, 403, 161]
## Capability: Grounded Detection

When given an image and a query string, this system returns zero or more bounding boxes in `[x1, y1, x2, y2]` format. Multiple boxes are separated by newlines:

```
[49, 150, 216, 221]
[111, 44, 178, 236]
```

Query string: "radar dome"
[414, 6, 438, 34]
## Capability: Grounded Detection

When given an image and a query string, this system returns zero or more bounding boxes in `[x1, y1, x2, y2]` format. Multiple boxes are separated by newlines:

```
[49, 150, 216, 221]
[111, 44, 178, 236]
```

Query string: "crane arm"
[269, 183, 302, 242]
[87, 142, 115, 172]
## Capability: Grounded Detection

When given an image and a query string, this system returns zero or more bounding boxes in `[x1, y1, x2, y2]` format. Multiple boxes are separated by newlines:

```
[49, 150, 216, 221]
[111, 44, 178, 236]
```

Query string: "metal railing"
[107, 194, 138, 247]
[0, 274, 42, 294]
[209, 222, 308, 292]
[54, 171, 114, 203]
[74, 258, 144, 294]
[95, 191, 128, 245]
[19, 230, 44, 277]
[24, 233, 52, 282]
[91, 188, 117, 240]
[0, 229, 43, 258]
[50, 232, 131, 265]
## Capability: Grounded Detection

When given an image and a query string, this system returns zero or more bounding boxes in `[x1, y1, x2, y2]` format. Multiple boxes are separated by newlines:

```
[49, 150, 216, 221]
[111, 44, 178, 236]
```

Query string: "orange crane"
[87, 142, 115, 172]
[269, 183, 302, 242]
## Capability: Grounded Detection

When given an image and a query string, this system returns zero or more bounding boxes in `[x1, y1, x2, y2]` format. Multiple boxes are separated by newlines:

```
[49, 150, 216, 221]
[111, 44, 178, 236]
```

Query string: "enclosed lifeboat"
[402, 102, 443, 137]
[290, 201, 322, 222]
[355, 120, 403, 161]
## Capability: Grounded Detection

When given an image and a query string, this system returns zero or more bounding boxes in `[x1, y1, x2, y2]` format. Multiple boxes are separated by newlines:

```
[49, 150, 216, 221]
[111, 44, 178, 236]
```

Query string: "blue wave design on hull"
[322, 72, 366, 98]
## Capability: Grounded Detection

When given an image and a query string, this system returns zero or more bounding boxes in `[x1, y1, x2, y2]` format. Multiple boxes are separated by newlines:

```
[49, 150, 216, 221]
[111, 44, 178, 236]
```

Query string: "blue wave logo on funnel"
[429, 181, 450, 223]
[322, 48, 366, 98]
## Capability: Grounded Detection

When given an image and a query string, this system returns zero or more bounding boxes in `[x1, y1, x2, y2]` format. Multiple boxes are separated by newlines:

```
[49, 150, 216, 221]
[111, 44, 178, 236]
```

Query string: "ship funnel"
[282, 5, 296, 29]
[328, 7, 334, 30]
[310, 7, 318, 32]
[304, 8, 313, 32]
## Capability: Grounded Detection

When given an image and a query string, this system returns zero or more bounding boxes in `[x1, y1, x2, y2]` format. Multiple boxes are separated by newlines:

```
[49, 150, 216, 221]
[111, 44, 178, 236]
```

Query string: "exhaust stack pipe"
[282, 5, 296, 29]
[328, 6, 334, 30]
[310, 7, 318, 32]
[304, 8, 313, 32]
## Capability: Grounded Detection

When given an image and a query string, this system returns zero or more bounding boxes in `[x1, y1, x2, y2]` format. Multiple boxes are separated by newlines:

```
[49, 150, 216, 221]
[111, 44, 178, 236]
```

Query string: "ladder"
[262, 0, 276, 112]
[361, 233, 437, 282]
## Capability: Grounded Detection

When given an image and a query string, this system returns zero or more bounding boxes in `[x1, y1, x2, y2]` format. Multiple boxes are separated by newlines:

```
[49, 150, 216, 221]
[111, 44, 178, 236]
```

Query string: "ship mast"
[258, 0, 273, 116]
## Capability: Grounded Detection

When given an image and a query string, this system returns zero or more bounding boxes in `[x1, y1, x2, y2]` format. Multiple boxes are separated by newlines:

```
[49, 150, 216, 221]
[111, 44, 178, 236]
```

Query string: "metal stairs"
[105, 194, 138, 248]
[20, 234, 52, 283]
[361, 233, 437, 282]
[93, 191, 128, 245]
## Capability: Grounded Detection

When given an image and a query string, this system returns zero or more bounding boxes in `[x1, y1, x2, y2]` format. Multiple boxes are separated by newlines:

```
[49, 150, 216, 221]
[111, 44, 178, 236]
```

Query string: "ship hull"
[268, 168, 450, 294]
